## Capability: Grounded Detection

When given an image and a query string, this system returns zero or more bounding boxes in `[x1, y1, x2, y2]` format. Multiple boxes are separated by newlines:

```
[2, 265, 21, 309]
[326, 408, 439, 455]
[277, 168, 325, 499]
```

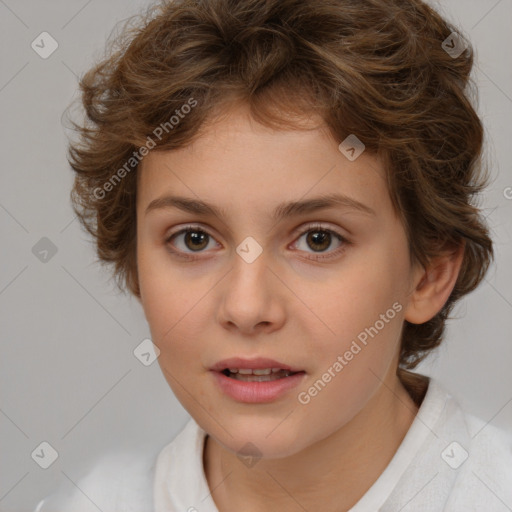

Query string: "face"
[136, 103, 419, 459]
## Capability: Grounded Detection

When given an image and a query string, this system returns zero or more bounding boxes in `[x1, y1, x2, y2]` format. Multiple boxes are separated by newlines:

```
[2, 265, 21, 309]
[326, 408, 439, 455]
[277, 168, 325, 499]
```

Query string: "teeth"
[230, 371, 292, 382]
[229, 368, 284, 375]
[224, 368, 297, 381]
[253, 368, 272, 375]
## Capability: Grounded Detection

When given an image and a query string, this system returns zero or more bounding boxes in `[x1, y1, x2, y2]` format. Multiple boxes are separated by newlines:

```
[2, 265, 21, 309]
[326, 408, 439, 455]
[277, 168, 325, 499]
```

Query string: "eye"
[165, 225, 218, 258]
[165, 223, 350, 262]
[291, 223, 348, 261]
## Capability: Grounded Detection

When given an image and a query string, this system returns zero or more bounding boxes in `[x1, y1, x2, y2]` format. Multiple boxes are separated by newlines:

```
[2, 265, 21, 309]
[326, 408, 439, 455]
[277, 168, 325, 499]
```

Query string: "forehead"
[137, 104, 389, 219]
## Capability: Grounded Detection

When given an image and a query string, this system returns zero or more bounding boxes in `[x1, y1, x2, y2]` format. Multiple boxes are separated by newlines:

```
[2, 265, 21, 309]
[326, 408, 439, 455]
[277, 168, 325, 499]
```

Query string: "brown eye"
[305, 230, 332, 252]
[182, 230, 209, 251]
[292, 224, 349, 261]
[166, 227, 217, 254]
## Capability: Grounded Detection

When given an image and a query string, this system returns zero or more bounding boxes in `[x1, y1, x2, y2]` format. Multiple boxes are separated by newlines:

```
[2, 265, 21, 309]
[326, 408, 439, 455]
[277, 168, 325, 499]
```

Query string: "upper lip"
[210, 357, 305, 373]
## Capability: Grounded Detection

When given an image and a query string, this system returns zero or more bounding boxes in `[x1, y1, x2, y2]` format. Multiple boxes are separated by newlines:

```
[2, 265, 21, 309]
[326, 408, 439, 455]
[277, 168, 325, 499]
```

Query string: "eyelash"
[164, 223, 350, 262]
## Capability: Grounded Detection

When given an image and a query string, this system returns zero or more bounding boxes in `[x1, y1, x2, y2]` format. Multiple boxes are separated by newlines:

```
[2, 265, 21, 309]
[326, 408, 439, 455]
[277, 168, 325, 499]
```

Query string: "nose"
[216, 249, 286, 336]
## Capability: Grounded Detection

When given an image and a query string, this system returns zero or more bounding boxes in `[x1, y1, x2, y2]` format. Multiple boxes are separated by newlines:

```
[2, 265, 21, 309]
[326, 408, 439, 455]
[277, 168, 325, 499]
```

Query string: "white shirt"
[34, 376, 512, 511]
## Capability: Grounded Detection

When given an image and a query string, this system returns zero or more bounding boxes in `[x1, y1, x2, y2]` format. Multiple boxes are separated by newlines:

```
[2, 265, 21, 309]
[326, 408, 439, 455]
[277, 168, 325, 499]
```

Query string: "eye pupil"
[307, 230, 331, 252]
[185, 231, 208, 251]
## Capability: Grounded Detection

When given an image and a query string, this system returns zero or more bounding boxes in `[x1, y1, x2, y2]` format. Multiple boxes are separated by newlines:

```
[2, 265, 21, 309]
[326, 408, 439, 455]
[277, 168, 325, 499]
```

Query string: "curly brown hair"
[67, 0, 493, 372]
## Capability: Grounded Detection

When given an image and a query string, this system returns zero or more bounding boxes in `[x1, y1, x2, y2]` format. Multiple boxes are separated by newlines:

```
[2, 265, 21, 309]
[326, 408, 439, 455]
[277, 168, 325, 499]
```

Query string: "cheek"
[294, 277, 405, 437]
[137, 241, 186, 341]
[295, 231, 409, 384]
[137, 242, 214, 370]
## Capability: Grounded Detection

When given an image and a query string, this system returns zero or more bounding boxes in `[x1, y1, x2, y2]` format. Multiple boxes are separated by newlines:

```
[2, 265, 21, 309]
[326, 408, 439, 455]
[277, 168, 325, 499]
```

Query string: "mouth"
[219, 367, 305, 382]
[210, 361, 308, 403]
[210, 357, 306, 382]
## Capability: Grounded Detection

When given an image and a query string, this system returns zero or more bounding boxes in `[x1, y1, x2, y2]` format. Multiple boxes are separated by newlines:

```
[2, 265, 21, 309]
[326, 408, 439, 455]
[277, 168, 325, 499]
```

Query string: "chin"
[208, 417, 311, 460]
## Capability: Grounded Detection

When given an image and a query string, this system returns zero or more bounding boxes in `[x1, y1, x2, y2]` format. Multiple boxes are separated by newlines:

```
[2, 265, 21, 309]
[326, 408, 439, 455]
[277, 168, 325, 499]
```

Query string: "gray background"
[1, 0, 511, 510]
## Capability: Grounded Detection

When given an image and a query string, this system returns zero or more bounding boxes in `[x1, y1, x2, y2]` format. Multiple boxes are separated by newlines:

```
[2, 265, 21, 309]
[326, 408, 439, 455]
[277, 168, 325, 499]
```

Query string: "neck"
[204, 373, 424, 512]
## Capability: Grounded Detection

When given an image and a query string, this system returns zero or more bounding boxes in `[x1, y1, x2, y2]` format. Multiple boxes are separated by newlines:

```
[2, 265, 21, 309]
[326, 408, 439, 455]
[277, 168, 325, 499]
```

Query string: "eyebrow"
[144, 192, 376, 220]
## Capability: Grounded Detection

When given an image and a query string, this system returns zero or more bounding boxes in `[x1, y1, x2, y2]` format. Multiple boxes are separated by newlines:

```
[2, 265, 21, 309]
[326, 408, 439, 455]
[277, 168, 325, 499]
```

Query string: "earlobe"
[404, 243, 465, 325]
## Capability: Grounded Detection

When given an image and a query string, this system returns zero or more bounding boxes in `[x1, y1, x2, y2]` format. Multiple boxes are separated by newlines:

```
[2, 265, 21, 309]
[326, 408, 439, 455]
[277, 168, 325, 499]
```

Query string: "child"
[35, 0, 512, 510]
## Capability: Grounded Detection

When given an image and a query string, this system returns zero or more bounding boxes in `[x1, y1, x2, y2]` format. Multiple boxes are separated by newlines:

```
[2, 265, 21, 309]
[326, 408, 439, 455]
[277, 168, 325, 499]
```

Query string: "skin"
[136, 102, 463, 511]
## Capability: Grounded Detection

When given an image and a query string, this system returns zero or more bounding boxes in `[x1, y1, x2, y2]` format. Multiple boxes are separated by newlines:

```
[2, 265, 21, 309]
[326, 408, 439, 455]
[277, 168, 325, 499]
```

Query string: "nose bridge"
[217, 239, 283, 331]
[229, 241, 272, 303]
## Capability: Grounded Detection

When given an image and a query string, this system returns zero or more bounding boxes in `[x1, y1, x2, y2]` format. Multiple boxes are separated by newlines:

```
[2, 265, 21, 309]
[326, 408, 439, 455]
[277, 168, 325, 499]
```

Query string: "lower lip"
[211, 371, 307, 403]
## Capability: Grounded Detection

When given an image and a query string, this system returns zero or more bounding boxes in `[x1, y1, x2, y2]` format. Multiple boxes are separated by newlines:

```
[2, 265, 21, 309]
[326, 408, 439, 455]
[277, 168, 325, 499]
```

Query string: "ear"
[404, 243, 465, 324]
